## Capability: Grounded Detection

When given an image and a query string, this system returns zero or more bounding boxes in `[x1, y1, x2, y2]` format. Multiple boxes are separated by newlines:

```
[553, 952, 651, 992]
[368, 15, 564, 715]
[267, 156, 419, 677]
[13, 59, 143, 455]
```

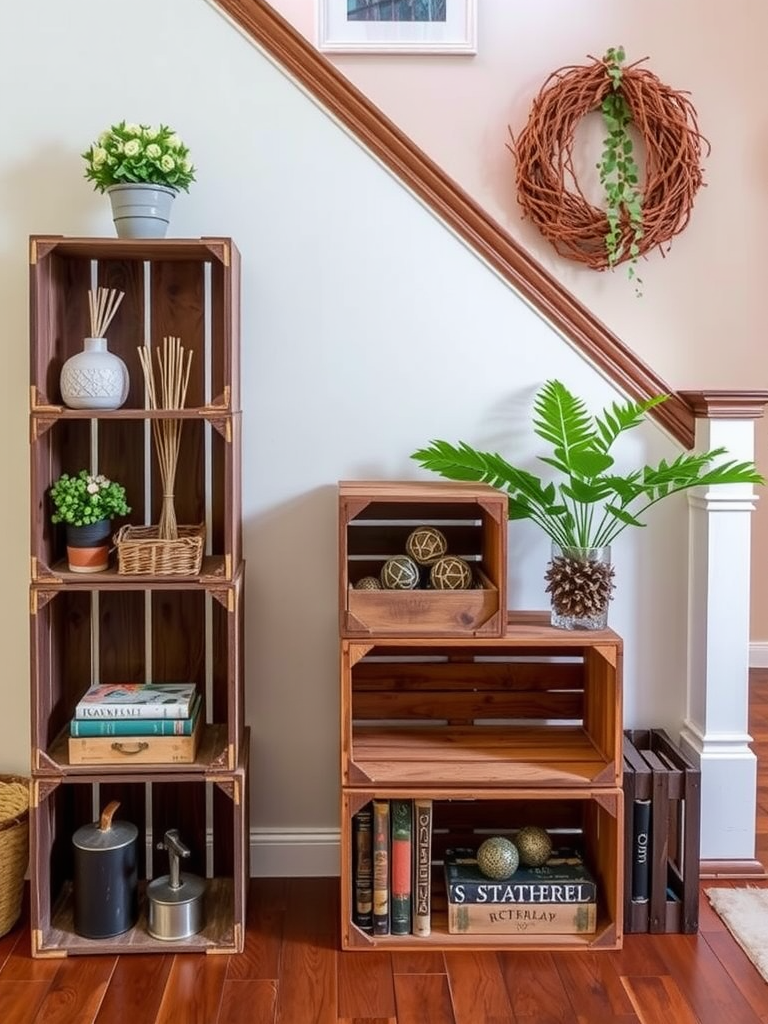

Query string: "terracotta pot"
[65, 520, 112, 574]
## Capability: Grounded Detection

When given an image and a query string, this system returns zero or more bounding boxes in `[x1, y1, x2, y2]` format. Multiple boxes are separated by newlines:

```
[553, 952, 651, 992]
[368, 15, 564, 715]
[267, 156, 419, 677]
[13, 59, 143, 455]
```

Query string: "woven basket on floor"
[114, 524, 205, 576]
[0, 775, 30, 937]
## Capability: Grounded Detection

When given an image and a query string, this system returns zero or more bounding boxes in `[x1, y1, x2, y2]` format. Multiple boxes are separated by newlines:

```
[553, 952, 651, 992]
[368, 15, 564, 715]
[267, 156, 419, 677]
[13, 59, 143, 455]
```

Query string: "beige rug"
[706, 887, 768, 982]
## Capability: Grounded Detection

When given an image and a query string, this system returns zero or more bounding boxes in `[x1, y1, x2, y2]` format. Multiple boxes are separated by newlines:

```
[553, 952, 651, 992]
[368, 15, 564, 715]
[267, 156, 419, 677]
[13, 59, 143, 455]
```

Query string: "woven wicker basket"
[115, 524, 205, 576]
[0, 775, 29, 937]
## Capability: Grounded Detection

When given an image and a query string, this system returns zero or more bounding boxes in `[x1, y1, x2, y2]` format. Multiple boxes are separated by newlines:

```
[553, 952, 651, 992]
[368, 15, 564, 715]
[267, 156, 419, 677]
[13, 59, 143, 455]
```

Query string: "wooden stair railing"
[212, 0, 700, 446]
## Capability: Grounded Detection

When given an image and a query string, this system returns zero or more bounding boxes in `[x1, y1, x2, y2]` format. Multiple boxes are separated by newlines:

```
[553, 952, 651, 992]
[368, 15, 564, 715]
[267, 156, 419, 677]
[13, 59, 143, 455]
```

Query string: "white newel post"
[678, 391, 768, 873]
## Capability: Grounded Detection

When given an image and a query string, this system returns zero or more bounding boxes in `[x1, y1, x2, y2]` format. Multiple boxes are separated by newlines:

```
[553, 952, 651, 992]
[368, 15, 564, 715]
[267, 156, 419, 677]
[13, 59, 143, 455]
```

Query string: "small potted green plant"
[82, 121, 196, 239]
[50, 470, 131, 573]
[412, 380, 764, 630]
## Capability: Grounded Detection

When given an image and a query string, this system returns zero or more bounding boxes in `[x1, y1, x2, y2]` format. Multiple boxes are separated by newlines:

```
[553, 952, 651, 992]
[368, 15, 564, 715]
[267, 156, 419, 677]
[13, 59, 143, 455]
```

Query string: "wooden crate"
[29, 737, 249, 956]
[622, 729, 701, 934]
[342, 616, 623, 789]
[341, 786, 623, 951]
[29, 237, 242, 581]
[338, 481, 508, 637]
[30, 569, 245, 773]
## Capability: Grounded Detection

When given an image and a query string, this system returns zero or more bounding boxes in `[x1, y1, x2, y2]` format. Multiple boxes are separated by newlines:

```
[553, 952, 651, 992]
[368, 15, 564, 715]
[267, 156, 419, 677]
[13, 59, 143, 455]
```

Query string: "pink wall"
[271, 0, 768, 643]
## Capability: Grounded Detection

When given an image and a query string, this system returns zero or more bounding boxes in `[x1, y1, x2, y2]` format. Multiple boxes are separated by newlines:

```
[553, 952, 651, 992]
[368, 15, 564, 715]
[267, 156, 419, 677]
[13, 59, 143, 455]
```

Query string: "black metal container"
[72, 800, 138, 939]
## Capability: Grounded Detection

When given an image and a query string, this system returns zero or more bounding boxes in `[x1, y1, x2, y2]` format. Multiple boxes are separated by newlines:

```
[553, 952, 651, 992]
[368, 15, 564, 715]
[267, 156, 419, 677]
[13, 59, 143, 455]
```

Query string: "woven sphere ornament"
[430, 555, 473, 590]
[515, 825, 553, 868]
[477, 837, 520, 880]
[355, 576, 382, 590]
[405, 526, 448, 566]
[380, 555, 420, 590]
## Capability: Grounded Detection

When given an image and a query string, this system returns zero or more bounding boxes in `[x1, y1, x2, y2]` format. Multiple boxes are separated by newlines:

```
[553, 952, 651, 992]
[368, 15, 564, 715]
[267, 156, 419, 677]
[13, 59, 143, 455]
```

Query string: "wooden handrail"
[211, 0, 697, 448]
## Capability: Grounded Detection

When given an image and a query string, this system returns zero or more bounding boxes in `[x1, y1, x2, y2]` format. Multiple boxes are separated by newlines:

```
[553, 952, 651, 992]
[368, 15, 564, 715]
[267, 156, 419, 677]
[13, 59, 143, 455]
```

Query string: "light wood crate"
[341, 786, 624, 951]
[339, 480, 508, 637]
[342, 614, 623, 790]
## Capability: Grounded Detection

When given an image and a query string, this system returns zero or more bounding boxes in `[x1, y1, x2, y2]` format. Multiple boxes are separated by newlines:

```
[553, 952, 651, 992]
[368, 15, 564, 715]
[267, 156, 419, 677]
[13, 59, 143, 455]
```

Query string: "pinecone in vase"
[544, 549, 615, 623]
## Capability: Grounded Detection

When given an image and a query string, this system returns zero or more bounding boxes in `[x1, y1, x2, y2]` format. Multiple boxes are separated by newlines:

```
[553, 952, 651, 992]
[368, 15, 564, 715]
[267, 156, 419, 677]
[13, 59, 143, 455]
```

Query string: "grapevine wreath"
[511, 47, 710, 273]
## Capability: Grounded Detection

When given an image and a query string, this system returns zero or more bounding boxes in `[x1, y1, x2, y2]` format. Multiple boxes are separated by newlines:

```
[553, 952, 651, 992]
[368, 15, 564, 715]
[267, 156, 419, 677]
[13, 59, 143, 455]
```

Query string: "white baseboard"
[249, 827, 340, 877]
[750, 642, 768, 668]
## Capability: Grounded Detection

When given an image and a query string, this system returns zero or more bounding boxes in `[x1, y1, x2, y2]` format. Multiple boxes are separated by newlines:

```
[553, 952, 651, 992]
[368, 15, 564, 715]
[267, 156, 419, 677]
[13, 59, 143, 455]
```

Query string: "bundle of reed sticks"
[88, 287, 124, 337]
[137, 336, 193, 540]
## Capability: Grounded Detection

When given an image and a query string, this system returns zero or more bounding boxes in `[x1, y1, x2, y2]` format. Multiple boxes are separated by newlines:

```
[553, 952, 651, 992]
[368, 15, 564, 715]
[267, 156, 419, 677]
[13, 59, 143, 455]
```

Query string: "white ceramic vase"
[107, 183, 176, 239]
[60, 338, 129, 410]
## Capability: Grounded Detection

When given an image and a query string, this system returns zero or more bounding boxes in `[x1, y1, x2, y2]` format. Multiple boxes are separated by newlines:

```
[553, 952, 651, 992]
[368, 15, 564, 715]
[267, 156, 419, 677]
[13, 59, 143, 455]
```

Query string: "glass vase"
[546, 543, 614, 630]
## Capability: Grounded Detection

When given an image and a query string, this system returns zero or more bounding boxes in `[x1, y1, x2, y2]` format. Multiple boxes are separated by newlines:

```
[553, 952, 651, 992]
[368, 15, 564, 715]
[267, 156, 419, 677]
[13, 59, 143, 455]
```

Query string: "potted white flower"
[82, 121, 196, 238]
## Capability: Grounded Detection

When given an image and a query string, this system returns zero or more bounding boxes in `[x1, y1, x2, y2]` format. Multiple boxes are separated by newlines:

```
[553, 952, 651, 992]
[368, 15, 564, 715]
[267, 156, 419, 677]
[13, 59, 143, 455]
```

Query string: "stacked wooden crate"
[338, 480, 625, 951]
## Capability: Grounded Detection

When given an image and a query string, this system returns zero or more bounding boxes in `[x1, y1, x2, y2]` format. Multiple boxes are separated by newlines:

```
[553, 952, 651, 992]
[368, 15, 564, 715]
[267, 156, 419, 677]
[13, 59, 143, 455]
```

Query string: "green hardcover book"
[390, 799, 412, 936]
[70, 693, 202, 736]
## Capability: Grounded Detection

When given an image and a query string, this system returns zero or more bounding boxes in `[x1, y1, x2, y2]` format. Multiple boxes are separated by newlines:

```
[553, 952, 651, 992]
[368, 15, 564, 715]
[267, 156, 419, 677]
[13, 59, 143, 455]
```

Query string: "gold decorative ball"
[430, 555, 473, 590]
[514, 825, 553, 867]
[355, 576, 382, 590]
[405, 526, 448, 566]
[380, 555, 420, 590]
[476, 836, 519, 880]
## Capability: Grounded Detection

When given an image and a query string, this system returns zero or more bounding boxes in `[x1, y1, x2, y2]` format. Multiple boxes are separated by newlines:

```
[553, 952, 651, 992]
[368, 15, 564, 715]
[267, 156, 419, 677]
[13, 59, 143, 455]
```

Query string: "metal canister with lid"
[72, 799, 138, 939]
[147, 828, 206, 940]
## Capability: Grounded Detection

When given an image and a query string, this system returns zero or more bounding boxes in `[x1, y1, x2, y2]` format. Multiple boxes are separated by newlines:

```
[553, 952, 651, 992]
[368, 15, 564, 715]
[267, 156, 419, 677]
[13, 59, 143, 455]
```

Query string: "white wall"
[1, 0, 693, 871]
[272, 0, 768, 645]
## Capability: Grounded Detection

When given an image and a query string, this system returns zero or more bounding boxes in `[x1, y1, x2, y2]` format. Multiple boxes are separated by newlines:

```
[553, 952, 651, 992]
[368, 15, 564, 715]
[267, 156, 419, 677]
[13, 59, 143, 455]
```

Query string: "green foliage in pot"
[50, 471, 131, 527]
[411, 379, 764, 551]
[82, 121, 196, 194]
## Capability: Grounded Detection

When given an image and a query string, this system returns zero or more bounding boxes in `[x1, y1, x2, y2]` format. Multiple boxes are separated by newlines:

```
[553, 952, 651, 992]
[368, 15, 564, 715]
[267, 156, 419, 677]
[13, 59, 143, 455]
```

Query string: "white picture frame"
[318, 0, 477, 55]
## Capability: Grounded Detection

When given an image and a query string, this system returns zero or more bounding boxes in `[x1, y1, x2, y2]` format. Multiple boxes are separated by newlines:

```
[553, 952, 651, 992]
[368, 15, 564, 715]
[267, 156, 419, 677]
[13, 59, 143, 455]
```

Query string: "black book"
[444, 847, 597, 905]
[631, 799, 651, 901]
[351, 803, 373, 933]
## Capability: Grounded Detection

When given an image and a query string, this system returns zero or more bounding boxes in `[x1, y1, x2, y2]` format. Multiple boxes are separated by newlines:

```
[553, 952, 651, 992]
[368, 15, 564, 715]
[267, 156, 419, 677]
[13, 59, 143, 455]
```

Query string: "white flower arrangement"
[82, 121, 196, 193]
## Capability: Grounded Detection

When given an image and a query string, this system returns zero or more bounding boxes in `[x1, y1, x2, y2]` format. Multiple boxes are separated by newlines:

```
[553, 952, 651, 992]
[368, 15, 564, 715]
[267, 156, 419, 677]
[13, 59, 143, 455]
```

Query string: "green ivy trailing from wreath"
[599, 47, 644, 292]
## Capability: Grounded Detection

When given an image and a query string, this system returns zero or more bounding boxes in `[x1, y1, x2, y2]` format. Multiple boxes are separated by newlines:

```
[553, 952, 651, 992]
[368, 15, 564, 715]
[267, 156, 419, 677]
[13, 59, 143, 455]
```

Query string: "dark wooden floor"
[2, 672, 767, 1023]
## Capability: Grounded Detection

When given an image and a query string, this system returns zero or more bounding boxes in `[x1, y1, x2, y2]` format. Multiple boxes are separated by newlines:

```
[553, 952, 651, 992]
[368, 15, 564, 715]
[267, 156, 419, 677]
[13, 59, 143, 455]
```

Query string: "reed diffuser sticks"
[137, 336, 194, 541]
[88, 287, 124, 338]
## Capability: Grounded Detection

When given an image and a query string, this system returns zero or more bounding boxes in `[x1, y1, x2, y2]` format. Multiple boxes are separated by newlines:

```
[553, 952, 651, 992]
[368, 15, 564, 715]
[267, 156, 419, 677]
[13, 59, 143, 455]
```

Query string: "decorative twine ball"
[430, 555, 473, 590]
[476, 836, 520, 880]
[405, 525, 448, 566]
[380, 555, 420, 590]
[355, 576, 382, 590]
[515, 825, 553, 868]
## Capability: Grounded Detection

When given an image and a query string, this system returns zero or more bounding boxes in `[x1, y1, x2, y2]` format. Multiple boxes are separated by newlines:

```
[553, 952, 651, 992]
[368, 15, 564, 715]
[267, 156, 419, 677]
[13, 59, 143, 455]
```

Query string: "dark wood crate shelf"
[31, 571, 245, 769]
[29, 236, 247, 957]
[30, 740, 249, 956]
[31, 414, 241, 577]
[29, 235, 240, 411]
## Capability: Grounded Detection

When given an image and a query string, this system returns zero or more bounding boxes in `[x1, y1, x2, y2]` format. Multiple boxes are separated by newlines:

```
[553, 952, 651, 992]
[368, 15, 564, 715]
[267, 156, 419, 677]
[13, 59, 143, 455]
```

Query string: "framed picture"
[318, 1, 477, 55]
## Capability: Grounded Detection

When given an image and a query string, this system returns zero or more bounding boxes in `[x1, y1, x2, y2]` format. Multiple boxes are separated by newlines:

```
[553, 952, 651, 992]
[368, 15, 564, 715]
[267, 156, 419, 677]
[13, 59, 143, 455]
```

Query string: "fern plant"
[411, 379, 763, 552]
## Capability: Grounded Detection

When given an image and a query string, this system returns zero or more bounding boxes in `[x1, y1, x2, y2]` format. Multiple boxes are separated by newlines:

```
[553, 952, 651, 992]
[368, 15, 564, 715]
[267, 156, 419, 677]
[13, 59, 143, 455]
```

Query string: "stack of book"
[351, 797, 433, 937]
[68, 683, 203, 765]
[444, 847, 597, 935]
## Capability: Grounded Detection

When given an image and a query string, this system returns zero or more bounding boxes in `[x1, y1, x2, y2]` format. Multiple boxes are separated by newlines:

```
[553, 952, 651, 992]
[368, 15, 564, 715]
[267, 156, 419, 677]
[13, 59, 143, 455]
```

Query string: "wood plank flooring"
[2, 671, 767, 1023]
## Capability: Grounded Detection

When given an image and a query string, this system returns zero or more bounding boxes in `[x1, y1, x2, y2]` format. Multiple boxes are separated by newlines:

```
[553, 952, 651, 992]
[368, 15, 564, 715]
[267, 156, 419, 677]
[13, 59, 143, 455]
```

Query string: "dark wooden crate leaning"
[622, 729, 701, 934]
